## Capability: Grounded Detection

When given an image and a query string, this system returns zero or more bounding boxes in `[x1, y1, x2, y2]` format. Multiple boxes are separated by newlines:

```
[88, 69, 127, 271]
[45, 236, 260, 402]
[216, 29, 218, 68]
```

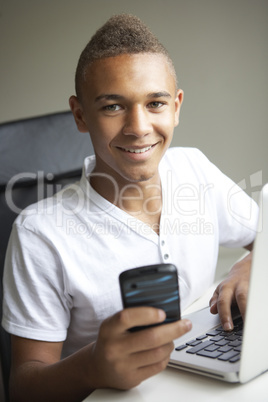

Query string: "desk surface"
[83, 282, 268, 402]
[84, 366, 268, 402]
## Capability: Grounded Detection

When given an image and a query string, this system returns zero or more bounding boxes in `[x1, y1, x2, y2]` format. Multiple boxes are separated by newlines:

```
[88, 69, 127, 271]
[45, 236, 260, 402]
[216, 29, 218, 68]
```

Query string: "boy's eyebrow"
[95, 91, 172, 103]
[95, 94, 123, 103]
[146, 91, 172, 99]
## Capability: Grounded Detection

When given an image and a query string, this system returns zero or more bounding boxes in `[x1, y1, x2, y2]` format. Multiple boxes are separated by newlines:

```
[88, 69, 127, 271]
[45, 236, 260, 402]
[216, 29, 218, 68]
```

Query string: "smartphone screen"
[119, 263, 180, 331]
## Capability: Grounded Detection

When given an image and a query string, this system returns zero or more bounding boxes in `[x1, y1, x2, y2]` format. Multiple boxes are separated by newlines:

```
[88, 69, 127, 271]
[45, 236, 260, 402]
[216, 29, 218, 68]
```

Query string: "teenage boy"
[2, 14, 258, 401]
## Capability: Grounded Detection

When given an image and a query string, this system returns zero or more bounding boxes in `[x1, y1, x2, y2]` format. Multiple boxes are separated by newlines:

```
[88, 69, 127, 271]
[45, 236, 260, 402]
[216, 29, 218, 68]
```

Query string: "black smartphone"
[119, 263, 181, 331]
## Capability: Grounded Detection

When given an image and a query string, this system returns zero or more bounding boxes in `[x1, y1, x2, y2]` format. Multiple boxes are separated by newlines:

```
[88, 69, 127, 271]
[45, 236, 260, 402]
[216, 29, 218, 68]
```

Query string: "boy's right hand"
[87, 307, 192, 390]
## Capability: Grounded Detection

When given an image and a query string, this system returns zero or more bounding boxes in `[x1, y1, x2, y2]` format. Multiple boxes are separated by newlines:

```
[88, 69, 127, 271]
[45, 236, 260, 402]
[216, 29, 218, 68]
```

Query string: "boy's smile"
[70, 53, 183, 195]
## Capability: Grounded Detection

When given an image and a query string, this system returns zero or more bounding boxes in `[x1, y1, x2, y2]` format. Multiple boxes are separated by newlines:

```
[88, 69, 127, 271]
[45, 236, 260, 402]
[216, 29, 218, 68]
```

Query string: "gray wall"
[0, 0, 267, 191]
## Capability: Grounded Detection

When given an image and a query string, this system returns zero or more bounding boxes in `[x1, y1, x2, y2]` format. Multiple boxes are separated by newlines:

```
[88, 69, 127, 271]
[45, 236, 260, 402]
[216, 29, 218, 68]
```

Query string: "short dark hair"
[75, 14, 177, 99]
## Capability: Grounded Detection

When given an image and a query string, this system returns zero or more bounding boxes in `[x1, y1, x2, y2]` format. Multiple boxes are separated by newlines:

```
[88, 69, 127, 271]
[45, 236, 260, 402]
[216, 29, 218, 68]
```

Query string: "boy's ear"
[174, 89, 184, 127]
[69, 96, 88, 133]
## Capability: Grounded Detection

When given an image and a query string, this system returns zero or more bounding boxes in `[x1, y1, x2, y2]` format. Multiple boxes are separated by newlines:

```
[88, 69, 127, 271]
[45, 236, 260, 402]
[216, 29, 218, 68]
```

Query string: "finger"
[102, 307, 166, 337]
[117, 353, 171, 390]
[234, 282, 248, 321]
[102, 316, 191, 358]
[129, 341, 174, 369]
[214, 285, 234, 331]
[119, 307, 167, 332]
[100, 309, 191, 359]
[209, 287, 220, 314]
[135, 354, 171, 385]
[128, 318, 192, 353]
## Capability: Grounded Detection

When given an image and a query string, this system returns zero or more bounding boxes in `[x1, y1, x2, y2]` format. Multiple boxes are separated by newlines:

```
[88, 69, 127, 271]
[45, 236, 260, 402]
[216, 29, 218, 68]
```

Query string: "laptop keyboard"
[175, 316, 243, 363]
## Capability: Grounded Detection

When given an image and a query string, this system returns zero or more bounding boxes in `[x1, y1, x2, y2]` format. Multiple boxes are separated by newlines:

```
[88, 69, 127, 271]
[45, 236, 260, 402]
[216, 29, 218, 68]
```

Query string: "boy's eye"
[103, 104, 121, 112]
[148, 101, 164, 109]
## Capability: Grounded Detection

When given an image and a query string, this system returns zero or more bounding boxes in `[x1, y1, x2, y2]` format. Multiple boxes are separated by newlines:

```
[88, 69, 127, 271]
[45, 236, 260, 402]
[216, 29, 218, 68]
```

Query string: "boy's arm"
[10, 337, 95, 402]
[209, 242, 254, 330]
[10, 307, 192, 402]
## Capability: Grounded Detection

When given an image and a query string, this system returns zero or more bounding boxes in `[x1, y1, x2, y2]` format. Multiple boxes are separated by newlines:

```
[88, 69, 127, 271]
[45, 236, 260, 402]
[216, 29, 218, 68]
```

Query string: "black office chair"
[0, 111, 94, 401]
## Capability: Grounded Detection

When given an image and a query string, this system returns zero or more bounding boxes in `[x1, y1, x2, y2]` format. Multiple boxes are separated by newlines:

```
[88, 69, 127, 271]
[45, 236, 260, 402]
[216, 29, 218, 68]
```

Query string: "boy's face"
[70, 53, 183, 187]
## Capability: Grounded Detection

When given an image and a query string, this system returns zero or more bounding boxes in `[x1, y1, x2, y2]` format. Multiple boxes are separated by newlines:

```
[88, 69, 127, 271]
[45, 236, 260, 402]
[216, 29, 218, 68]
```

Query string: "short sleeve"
[2, 222, 72, 341]
[193, 149, 259, 247]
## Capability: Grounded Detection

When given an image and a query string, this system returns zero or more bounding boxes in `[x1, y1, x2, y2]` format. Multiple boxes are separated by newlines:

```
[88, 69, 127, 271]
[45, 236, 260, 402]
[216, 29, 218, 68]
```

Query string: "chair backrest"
[0, 111, 94, 401]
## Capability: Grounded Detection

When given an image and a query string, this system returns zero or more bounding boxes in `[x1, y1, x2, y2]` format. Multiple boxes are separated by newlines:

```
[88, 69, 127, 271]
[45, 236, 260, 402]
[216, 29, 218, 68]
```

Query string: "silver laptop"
[169, 183, 268, 383]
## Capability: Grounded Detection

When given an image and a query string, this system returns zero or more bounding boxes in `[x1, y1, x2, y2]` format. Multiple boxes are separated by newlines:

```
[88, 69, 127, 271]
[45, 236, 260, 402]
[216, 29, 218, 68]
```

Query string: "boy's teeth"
[124, 146, 152, 153]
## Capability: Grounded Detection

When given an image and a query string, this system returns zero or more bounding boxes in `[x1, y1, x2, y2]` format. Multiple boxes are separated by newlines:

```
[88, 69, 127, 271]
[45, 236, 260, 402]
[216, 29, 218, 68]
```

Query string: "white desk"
[83, 282, 268, 402]
[84, 367, 268, 402]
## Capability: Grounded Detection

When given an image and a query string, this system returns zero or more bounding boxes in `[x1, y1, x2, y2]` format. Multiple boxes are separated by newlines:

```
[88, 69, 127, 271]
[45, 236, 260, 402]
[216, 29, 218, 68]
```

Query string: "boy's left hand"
[209, 251, 252, 331]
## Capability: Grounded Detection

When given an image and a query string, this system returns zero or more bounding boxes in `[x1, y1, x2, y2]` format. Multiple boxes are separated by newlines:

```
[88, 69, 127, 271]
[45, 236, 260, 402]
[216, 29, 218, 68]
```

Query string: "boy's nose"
[122, 106, 152, 137]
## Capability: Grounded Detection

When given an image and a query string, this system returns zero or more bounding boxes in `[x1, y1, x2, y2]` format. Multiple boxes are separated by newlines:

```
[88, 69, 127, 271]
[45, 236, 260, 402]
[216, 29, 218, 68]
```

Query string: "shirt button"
[164, 254, 169, 260]
[161, 240, 165, 246]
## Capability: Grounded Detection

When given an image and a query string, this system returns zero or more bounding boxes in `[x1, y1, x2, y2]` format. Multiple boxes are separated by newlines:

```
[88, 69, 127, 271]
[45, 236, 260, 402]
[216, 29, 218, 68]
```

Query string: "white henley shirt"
[2, 147, 258, 358]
